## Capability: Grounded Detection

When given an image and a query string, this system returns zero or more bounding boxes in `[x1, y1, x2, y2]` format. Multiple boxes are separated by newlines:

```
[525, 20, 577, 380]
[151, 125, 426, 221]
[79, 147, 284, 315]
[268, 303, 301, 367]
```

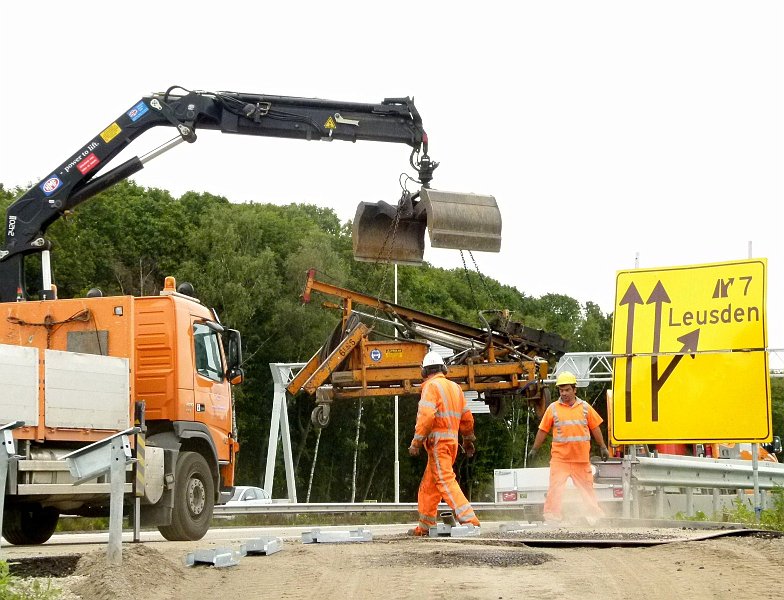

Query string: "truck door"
[192, 322, 232, 462]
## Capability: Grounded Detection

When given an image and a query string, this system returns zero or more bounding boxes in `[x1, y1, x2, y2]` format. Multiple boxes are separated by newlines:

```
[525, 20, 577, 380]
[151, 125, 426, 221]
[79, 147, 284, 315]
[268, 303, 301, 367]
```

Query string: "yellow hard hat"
[555, 371, 577, 386]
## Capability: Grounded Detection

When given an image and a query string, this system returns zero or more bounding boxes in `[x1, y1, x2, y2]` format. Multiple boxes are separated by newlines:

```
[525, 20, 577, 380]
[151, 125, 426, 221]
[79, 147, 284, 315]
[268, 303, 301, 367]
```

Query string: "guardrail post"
[622, 451, 632, 519]
[752, 445, 761, 521]
[712, 488, 720, 518]
[63, 428, 137, 566]
[133, 400, 146, 543]
[108, 437, 127, 565]
[655, 486, 665, 519]
[685, 487, 694, 517]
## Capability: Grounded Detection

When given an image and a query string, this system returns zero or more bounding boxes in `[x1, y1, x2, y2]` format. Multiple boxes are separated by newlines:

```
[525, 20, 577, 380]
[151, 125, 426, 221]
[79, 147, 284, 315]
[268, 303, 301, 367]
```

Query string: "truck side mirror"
[774, 436, 782, 455]
[225, 329, 243, 371]
[228, 367, 245, 386]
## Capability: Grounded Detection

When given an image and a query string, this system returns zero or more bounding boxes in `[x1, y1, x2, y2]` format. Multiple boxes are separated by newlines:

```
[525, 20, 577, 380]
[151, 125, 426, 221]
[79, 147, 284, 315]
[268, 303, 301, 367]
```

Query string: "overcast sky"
[1, 1, 781, 361]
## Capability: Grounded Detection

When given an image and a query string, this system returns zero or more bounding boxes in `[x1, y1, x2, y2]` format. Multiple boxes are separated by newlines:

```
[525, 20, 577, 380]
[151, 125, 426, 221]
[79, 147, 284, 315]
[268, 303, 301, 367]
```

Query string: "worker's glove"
[527, 447, 538, 461]
[600, 446, 611, 461]
[463, 439, 476, 458]
[408, 445, 420, 457]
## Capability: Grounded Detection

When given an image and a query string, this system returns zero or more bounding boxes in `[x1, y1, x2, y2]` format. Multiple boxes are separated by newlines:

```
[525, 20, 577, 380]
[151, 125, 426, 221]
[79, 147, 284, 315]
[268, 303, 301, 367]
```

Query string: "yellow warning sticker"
[100, 123, 122, 143]
[324, 116, 336, 130]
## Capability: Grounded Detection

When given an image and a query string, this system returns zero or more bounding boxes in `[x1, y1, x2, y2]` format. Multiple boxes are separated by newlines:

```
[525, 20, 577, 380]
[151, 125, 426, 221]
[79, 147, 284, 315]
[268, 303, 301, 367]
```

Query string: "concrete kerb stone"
[428, 523, 481, 538]
[185, 536, 284, 567]
[301, 528, 374, 543]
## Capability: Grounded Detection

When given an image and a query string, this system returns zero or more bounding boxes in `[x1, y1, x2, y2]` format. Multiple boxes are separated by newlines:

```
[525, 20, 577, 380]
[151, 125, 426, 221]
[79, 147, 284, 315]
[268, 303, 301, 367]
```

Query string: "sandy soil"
[8, 525, 784, 600]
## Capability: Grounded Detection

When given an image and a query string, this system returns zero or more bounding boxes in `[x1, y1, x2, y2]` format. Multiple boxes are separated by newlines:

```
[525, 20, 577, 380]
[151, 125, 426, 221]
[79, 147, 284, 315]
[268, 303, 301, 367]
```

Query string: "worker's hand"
[600, 446, 611, 461]
[408, 445, 420, 457]
[527, 447, 538, 461]
[463, 439, 475, 458]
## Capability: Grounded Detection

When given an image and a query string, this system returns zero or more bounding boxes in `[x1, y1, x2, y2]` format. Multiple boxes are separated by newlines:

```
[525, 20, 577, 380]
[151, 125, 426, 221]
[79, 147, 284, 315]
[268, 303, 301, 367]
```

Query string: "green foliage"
[674, 510, 708, 522]
[0, 560, 61, 600]
[0, 177, 615, 502]
[720, 488, 784, 531]
[761, 487, 784, 530]
[55, 517, 109, 532]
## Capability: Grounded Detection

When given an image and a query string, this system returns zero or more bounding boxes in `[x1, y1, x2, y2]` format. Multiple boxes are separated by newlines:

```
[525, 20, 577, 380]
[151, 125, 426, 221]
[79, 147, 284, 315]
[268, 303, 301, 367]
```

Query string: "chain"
[372, 192, 404, 302]
[469, 251, 498, 304]
[460, 250, 479, 312]
[355, 189, 408, 330]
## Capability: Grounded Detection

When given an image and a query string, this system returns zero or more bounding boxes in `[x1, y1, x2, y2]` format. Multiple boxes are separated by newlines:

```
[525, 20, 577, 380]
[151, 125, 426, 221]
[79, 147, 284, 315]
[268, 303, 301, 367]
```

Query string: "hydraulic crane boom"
[0, 87, 445, 302]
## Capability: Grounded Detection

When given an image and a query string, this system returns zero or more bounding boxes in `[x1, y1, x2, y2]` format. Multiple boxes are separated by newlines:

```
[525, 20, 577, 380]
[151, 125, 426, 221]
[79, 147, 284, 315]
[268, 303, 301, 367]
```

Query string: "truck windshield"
[193, 323, 224, 382]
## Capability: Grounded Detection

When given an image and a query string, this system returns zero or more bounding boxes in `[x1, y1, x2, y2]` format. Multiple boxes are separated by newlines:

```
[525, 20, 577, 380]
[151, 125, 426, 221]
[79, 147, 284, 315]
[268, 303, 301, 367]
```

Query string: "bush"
[0, 560, 60, 600]
[722, 487, 784, 531]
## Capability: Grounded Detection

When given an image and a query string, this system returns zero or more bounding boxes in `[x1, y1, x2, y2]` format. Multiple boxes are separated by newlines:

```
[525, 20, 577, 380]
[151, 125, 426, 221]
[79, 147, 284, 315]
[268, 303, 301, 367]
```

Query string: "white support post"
[266, 364, 301, 503]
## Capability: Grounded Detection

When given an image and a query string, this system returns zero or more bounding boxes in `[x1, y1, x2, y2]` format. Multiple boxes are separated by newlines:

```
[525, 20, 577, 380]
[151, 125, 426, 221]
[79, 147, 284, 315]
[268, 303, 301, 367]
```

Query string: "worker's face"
[557, 384, 576, 404]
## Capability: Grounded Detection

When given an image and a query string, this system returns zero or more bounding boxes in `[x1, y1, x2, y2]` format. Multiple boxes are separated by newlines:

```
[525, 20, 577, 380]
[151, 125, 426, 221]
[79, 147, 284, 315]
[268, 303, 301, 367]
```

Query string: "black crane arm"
[0, 88, 435, 302]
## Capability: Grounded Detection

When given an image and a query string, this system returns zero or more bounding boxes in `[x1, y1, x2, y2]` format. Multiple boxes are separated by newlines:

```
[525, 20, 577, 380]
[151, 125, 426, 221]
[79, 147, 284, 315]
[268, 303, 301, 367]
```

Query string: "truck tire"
[158, 451, 214, 541]
[2, 504, 59, 545]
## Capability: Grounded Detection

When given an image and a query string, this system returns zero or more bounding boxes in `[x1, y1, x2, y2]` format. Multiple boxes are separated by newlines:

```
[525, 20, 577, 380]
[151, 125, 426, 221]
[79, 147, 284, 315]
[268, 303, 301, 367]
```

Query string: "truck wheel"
[2, 504, 59, 545]
[158, 451, 215, 541]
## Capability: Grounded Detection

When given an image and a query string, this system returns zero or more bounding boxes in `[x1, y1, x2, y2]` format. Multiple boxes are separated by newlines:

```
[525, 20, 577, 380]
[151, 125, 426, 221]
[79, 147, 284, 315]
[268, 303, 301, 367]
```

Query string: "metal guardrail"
[213, 501, 530, 516]
[217, 457, 784, 519]
[595, 455, 784, 490]
[595, 454, 784, 519]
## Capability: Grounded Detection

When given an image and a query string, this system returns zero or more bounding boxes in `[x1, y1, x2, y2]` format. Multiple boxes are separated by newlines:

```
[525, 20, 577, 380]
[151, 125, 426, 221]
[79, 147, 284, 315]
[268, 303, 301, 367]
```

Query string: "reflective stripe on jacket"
[412, 373, 474, 446]
[538, 398, 603, 463]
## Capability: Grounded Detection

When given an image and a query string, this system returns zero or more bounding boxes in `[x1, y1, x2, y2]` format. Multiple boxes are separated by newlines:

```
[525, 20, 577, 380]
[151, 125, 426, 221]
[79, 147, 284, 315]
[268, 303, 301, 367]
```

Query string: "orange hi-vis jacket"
[411, 373, 474, 448]
[538, 398, 603, 463]
[411, 372, 480, 532]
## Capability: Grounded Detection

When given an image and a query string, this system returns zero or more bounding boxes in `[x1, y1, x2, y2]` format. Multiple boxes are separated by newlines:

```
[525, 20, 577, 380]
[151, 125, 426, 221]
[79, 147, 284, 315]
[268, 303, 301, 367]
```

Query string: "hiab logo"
[40, 175, 62, 196]
[7, 215, 16, 237]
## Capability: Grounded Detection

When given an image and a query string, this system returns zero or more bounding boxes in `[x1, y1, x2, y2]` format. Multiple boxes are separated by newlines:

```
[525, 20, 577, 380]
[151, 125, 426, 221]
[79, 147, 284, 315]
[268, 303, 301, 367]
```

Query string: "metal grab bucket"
[352, 201, 427, 265]
[352, 189, 502, 265]
[419, 189, 502, 253]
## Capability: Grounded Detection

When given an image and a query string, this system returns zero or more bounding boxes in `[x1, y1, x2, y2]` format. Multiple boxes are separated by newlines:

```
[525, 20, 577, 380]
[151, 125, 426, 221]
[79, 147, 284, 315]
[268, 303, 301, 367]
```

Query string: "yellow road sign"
[610, 259, 770, 444]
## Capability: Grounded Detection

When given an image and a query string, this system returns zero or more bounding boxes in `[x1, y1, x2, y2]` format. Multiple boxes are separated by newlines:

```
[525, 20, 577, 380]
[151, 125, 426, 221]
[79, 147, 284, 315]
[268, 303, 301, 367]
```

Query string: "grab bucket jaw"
[419, 189, 502, 253]
[352, 201, 427, 265]
[352, 189, 502, 265]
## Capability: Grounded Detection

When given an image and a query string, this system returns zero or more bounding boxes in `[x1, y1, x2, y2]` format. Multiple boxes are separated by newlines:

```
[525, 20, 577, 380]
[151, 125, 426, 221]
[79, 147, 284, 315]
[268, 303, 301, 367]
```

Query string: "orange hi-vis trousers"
[543, 460, 603, 520]
[415, 434, 480, 533]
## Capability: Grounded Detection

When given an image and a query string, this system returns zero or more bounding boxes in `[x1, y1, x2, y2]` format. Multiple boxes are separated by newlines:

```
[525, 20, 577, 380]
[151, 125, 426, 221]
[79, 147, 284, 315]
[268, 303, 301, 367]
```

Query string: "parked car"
[225, 486, 273, 507]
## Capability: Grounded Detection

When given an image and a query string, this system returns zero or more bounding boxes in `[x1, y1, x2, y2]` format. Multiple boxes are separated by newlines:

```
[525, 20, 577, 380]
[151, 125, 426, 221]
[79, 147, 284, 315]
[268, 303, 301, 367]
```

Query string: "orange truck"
[0, 277, 243, 543]
[0, 87, 500, 544]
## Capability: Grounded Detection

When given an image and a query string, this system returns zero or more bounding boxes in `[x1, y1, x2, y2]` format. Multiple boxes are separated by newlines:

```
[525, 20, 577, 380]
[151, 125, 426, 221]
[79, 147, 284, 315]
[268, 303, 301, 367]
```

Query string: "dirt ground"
[7, 524, 784, 600]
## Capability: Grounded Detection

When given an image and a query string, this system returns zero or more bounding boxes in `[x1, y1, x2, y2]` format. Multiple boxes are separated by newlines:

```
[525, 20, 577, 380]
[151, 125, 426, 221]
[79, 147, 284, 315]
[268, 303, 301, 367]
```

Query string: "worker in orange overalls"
[408, 351, 480, 536]
[527, 371, 610, 524]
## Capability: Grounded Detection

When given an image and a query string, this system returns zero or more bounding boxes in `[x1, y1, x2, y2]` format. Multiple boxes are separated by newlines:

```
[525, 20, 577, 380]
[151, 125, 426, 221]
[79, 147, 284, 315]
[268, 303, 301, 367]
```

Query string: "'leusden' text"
[669, 304, 760, 327]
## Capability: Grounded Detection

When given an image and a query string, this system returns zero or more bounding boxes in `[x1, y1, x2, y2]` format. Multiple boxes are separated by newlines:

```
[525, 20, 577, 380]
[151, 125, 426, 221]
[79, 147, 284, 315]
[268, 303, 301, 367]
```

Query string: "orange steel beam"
[302, 268, 501, 347]
[286, 347, 323, 396]
[301, 322, 369, 395]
